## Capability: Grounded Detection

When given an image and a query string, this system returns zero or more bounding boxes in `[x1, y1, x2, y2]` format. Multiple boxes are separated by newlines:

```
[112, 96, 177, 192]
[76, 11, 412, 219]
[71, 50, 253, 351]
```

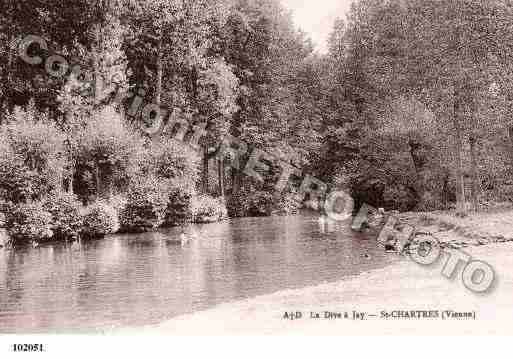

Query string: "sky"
[281, 0, 351, 53]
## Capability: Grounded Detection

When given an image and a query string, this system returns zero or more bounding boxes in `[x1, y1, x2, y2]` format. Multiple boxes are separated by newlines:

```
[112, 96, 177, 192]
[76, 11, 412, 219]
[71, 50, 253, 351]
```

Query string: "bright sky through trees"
[281, 0, 351, 53]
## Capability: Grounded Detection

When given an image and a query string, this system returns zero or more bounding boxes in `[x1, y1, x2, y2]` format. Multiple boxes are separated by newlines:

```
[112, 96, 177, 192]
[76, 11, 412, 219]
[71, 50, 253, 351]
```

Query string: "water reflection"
[0, 214, 397, 333]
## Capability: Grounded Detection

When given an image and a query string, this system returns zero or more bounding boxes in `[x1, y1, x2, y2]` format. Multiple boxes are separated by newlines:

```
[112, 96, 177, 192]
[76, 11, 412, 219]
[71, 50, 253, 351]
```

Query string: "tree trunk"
[408, 139, 425, 200]
[2, 8, 13, 125]
[0, 98, 3, 125]
[203, 145, 209, 194]
[509, 126, 513, 171]
[147, 34, 163, 145]
[55, 169, 64, 194]
[218, 158, 225, 198]
[230, 168, 240, 196]
[156, 36, 163, 108]
[96, 163, 114, 201]
[7, 37, 12, 87]
[469, 134, 479, 212]
[442, 174, 450, 209]
[107, 180, 114, 201]
[6, 1, 13, 90]
[453, 87, 466, 212]
[95, 166, 100, 201]
[68, 165, 74, 194]
[93, 25, 102, 108]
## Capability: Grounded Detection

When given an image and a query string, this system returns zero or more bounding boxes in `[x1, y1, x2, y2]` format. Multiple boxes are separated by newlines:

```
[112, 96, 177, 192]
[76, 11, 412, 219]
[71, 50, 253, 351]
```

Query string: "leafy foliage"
[164, 180, 196, 226]
[5, 202, 54, 244]
[150, 139, 200, 182]
[82, 201, 120, 239]
[8, 0, 513, 234]
[42, 192, 83, 242]
[191, 195, 227, 223]
[0, 106, 66, 203]
[119, 177, 170, 232]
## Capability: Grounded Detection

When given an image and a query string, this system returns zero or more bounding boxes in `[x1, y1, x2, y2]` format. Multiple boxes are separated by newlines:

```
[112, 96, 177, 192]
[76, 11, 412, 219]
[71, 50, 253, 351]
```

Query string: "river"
[0, 214, 397, 333]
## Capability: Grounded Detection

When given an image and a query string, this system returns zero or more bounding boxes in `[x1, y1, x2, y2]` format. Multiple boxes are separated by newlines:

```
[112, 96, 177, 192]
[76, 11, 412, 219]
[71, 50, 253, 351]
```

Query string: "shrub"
[416, 191, 443, 212]
[226, 192, 248, 218]
[249, 191, 275, 217]
[0, 141, 53, 204]
[228, 187, 301, 218]
[0, 200, 9, 227]
[383, 185, 418, 212]
[5, 202, 54, 244]
[271, 192, 301, 216]
[109, 194, 128, 214]
[82, 202, 119, 239]
[191, 195, 227, 223]
[119, 177, 169, 232]
[42, 192, 83, 242]
[219, 198, 229, 220]
[75, 106, 145, 202]
[164, 180, 196, 226]
[1, 106, 66, 199]
[151, 139, 200, 182]
[229, 189, 274, 218]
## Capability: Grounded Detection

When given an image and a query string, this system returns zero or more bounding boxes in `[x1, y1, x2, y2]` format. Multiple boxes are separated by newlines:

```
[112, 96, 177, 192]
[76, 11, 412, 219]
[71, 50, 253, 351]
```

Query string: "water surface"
[0, 214, 397, 333]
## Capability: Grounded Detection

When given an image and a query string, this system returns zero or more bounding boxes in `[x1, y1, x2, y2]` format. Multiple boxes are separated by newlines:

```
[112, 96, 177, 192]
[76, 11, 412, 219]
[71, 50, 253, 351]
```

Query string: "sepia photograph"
[1, 0, 513, 355]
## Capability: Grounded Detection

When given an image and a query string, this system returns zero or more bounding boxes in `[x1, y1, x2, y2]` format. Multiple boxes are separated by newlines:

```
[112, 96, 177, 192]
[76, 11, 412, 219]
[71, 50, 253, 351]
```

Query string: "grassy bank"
[398, 208, 513, 248]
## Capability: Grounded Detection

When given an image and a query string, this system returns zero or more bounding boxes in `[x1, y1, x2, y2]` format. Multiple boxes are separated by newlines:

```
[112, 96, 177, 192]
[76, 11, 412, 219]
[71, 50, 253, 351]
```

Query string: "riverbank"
[119, 243, 511, 336]
[398, 208, 513, 248]
[0, 193, 229, 247]
[116, 209, 513, 335]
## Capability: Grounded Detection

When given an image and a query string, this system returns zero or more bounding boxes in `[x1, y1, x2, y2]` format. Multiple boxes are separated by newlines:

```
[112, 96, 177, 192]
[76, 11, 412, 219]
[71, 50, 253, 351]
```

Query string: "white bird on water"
[165, 229, 200, 246]
[179, 233, 190, 246]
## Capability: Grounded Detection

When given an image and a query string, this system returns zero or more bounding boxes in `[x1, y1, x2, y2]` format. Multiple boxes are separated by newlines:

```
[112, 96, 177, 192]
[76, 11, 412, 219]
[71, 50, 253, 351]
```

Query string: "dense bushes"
[42, 193, 83, 242]
[4, 193, 85, 244]
[3, 106, 66, 176]
[228, 188, 299, 218]
[1, 104, 316, 244]
[119, 177, 229, 231]
[164, 180, 196, 226]
[4, 194, 116, 244]
[113, 138, 203, 232]
[228, 190, 268, 217]
[5, 202, 54, 244]
[0, 162, 50, 204]
[383, 185, 419, 213]
[151, 139, 200, 182]
[0, 202, 6, 227]
[119, 177, 170, 232]
[82, 202, 120, 239]
[191, 195, 228, 223]
[0, 108, 66, 203]
[73, 106, 145, 203]
[118, 179, 228, 231]
[246, 191, 274, 217]
[271, 192, 301, 216]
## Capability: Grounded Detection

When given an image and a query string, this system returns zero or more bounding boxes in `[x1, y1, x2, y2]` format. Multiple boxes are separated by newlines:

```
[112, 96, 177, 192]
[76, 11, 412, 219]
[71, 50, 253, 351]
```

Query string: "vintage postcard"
[1, 0, 512, 356]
